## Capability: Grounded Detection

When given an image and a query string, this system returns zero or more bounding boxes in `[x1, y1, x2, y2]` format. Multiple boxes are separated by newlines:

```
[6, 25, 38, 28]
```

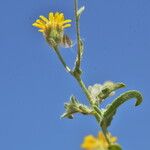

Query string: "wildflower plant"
[32, 0, 143, 150]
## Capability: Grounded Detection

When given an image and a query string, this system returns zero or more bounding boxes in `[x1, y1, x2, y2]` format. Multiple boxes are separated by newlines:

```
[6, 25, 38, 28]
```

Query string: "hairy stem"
[102, 126, 111, 145]
[53, 47, 92, 105]
[74, 0, 81, 69]
[75, 76, 93, 105]
[54, 46, 111, 146]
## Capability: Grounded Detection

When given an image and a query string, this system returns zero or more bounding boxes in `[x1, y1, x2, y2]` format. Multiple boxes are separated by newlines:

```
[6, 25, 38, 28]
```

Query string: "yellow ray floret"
[81, 132, 117, 150]
[32, 12, 72, 33]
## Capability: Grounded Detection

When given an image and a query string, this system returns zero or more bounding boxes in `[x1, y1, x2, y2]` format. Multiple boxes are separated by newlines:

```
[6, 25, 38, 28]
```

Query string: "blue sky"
[0, 0, 150, 150]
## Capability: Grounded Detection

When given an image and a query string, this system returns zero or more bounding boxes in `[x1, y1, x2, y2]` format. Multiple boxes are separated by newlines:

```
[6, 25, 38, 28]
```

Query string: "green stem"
[54, 47, 92, 105]
[74, 0, 81, 69]
[54, 47, 73, 74]
[93, 105, 103, 119]
[93, 106, 111, 146]
[102, 126, 111, 146]
[75, 78, 111, 146]
[75, 76, 93, 105]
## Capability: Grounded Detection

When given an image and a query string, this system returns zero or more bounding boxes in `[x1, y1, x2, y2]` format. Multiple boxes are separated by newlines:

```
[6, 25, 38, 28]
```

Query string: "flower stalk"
[53, 46, 72, 74]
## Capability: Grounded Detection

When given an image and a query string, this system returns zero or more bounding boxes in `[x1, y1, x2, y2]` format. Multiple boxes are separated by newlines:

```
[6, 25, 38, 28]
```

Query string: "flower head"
[32, 12, 72, 48]
[81, 132, 117, 150]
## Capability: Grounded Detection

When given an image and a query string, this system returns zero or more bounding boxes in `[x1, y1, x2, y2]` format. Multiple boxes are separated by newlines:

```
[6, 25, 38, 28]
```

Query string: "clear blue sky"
[0, 0, 149, 150]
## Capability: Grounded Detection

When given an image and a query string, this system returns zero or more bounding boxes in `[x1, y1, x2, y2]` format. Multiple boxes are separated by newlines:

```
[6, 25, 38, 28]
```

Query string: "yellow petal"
[32, 23, 45, 29]
[107, 133, 117, 143]
[54, 12, 61, 23]
[81, 135, 97, 149]
[38, 29, 44, 33]
[58, 13, 64, 22]
[36, 19, 46, 26]
[62, 24, 71, 29]
[39, 15, 49, 23]
[110, 136, 117, 143]
[98, 132, 106, 141]
[63, 19, 72, 24]
[49, 12, 54, 22]
[54, 12, 59, 18]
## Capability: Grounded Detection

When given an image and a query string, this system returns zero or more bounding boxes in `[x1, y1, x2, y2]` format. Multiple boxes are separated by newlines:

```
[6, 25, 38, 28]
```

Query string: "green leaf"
[101, 90, 143, 128]
[97, 82, 126, 101]
[77, 6, 85, 18]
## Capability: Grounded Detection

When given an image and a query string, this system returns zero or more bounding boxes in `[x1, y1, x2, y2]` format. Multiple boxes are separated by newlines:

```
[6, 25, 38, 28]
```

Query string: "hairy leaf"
[101, 90, 143, 128]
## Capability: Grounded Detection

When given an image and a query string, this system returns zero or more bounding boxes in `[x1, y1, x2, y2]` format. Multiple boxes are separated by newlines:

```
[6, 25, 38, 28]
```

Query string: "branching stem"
[53, 0, 111, 147]
[54, 46, 111, 146]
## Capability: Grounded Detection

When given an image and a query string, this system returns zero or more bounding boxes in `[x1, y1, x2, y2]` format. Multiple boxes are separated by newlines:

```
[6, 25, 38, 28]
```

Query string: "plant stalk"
[74, 0, 81, 69]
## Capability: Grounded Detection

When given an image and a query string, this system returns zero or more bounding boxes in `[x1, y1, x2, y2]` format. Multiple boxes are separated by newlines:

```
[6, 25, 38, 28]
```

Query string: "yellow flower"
[32, 12, 72, 48]
[81, 132, 117, 150]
